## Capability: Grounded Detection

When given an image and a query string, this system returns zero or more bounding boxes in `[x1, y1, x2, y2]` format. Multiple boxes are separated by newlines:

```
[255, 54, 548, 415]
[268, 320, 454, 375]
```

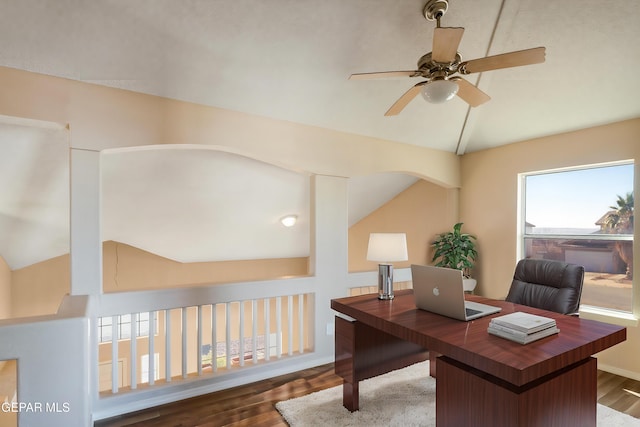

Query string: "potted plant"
[431, 222, 478, 292]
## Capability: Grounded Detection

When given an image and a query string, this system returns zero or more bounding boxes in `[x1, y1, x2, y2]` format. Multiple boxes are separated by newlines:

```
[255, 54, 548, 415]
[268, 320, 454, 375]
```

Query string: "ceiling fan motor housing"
[417, 52, 461, 79]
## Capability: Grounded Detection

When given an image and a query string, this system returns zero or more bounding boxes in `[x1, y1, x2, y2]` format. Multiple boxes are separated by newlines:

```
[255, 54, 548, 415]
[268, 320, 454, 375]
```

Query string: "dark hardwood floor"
[95, 363, 342, 427]
[597, 369, 640, 419]
[96, 363, 640, 427]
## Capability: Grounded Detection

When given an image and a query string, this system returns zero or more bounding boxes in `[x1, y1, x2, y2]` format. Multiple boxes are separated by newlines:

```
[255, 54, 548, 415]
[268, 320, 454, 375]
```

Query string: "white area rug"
[276, 361, 640, 426]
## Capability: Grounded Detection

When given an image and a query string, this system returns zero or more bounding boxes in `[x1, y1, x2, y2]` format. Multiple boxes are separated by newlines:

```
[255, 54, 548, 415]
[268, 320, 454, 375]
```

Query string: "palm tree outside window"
[602, 192, 634, 279]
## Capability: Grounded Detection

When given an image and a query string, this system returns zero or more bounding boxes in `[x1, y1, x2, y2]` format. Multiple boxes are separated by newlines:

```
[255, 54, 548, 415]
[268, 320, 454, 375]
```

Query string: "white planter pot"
[463, 278, 477, 293]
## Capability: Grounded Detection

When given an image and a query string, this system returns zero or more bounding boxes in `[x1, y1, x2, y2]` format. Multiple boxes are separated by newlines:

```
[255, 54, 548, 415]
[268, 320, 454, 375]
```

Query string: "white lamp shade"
[366, 233, 408, 262]
[421, 79, 459, 104]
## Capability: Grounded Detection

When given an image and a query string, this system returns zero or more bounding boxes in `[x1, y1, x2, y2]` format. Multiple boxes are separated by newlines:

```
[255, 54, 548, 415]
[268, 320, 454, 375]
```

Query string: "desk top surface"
[331, 289, 626, 386]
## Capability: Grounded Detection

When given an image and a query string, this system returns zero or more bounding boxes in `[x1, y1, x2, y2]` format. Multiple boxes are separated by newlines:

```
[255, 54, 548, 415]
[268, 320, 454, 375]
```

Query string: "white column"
[309, 175, 349, 359]
[70, 148, 102, 296]
[70, 148, 101, 426]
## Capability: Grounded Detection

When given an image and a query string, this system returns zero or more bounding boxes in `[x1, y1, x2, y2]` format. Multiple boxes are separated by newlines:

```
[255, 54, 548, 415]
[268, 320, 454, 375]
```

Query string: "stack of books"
[488, 311, 559, 344]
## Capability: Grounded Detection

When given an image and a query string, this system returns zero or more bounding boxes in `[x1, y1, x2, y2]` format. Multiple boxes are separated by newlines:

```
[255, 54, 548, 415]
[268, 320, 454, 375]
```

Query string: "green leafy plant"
[431, 222, 478, 277]
[604, 192, 634, 279]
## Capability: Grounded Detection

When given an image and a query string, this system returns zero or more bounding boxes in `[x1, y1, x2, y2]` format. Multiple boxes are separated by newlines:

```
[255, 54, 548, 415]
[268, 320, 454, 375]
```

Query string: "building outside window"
[521, 161, 634, 313]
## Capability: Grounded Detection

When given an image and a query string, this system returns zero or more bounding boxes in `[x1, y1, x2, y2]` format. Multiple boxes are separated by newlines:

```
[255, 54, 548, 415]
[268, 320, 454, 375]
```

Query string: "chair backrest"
[505, 259, 585, 315]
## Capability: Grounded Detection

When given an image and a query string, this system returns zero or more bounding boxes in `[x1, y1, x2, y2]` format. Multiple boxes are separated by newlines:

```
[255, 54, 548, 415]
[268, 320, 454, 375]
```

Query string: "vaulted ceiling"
[1, 0, 639, 269]
[1, 0, 638, 154]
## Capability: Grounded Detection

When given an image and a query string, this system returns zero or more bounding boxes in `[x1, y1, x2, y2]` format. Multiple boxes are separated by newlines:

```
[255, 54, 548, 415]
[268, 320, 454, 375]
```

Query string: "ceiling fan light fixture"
[280, 215, 298, 227]
[421, 79, 459, 104]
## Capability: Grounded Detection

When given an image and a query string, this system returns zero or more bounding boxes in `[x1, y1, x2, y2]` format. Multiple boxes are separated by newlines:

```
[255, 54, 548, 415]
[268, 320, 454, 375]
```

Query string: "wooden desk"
[331, 290, 626, 427]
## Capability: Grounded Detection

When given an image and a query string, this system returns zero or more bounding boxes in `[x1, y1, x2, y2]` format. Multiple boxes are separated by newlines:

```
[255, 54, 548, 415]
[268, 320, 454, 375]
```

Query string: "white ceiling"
[1, 0, 638, 153]
[0, 120, 69, 270]
[1, 0, 639, 269]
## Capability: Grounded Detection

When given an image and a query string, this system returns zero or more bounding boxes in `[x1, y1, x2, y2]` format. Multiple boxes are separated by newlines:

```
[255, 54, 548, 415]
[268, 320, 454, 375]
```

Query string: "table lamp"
[367, 233, 408, 300]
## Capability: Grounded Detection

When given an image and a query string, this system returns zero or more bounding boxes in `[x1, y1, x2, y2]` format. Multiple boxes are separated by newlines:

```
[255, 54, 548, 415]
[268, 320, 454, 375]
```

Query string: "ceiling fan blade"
[461, 47, 545, 74]
[451, 77, 490, 107]
[349, 71, 417, 80]
[385, 83, 425, 116]
[432, 27, 465, 63]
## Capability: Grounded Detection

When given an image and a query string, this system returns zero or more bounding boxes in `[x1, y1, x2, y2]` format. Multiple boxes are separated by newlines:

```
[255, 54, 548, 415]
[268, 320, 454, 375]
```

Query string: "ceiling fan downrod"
[423, 0, 449, 27]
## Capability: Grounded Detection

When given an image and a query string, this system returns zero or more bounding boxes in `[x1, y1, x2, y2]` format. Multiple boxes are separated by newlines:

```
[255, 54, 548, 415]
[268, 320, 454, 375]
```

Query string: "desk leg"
[342, 380, 359, 412]
[429, 352, 439, 377]
[334, 316, 428, 412]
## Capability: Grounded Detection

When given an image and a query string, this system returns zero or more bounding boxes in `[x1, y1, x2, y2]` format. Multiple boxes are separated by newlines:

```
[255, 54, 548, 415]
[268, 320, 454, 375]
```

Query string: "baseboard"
[598, 362, 640, 382]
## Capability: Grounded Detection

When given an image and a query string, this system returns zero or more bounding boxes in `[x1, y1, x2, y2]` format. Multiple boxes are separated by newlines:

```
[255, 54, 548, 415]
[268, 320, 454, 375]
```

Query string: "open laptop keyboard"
[466, 308, 482, 317]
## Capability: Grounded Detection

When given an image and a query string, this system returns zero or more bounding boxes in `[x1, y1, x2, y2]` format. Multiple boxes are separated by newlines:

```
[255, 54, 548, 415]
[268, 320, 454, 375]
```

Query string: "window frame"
[518, 160, 637, 326]
[97, 312, 158, 343]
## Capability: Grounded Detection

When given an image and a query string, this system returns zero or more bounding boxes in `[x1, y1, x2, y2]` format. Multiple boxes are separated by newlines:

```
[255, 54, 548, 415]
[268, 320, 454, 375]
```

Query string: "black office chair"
[505, 259, 585, 315]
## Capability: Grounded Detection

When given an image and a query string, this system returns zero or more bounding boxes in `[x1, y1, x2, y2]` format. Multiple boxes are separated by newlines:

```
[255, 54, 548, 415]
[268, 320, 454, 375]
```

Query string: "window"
[521, 162, 634, 313]
[98, 312, 157, 343]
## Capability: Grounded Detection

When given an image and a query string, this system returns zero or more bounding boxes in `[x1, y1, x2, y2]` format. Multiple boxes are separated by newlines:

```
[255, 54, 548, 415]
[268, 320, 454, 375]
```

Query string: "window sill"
[579, 306, 638, 327]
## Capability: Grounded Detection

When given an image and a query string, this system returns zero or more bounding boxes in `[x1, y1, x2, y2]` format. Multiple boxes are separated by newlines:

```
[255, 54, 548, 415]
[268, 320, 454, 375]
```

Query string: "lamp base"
[378, 264, 394, 300]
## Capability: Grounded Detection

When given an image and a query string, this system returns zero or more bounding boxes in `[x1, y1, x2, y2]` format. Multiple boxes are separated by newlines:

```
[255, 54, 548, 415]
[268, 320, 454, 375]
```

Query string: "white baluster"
[252, 299, 258, 364]
[182, 308, 187, 379]
[149, 311, 155, 386]
[165, 309, 171, 382]
[299, 294, 305, 354]
[288, 295, 294, 356]
[130, 312, 137, 389]
[111, 315, 118, 394]
[276, 297, 282, 359]
[265, 298, 271, 361]
[197, 305, 203, 376]
[239, 302, 245, 367]
[225, 303, 231, 369]
[212, 304, 217, 373]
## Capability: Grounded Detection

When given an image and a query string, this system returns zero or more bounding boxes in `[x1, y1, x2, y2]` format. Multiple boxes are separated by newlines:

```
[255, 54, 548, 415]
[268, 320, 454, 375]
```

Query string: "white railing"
[0, 295, 92, 427]
[96, 288, 313, 397]
[0, 269, 411, 425]
[90, 275, 330, 421]
[96, 269, 411, 398]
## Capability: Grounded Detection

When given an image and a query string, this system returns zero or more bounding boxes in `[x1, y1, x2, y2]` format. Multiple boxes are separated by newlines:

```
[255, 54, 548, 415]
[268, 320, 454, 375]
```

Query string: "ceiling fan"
[349, 0, 546, 116]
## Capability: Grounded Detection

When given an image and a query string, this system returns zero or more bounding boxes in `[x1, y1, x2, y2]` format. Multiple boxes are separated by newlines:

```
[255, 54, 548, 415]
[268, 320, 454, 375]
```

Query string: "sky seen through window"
[525, 163, 634, 230]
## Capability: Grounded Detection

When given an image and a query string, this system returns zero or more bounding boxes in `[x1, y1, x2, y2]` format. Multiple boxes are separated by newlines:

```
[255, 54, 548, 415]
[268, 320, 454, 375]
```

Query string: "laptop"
[411, 264, 502, 321]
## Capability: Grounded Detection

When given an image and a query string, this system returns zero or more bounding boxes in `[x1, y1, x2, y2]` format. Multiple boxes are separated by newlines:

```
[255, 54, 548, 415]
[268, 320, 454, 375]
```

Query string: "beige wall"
[5, 241, 307, 318]
[349, 179, 458, 272]
[0, 66, 460, 188]
[103, 241, 309, 292]
[6, 243, 308, 318]
[0, 256, 10, 319]
[459, 118, 640, 377]
[10, 254, 70, 318]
